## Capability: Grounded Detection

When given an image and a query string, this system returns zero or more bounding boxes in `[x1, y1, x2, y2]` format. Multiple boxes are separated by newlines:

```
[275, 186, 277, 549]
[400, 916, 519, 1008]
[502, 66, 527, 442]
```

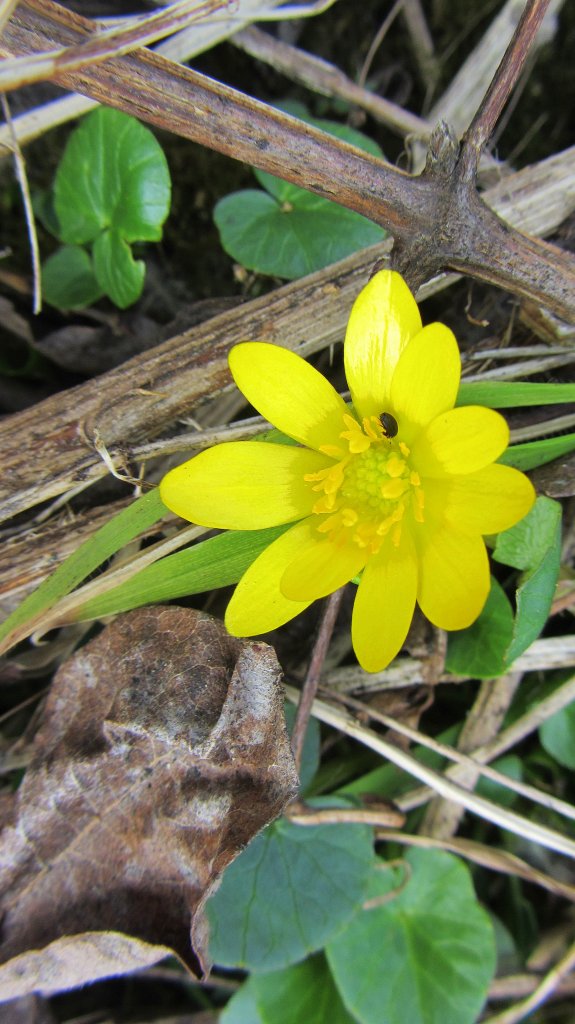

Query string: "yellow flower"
[160, 271, 535, 672]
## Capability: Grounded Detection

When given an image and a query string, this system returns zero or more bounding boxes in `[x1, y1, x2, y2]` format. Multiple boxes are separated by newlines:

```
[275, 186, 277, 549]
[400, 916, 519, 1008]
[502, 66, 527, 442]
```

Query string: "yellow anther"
[342, 433, 371, 454]
[362, 416, 383, 441]
[399, 441, 410, 457]
[303, 468, 330, 482]
[391, 522, 403, 547]
[313, 494, 336, 514]
[317, 512, 342, 534]
[410, 471, 421, 486]
[386, 454, 406, 478]
[319, 444, 346, 459]
[341, 507, 359, 526]
[376, 516, 393, 536]
[340, 414, 372, 454]
[381, 478, 408, 499]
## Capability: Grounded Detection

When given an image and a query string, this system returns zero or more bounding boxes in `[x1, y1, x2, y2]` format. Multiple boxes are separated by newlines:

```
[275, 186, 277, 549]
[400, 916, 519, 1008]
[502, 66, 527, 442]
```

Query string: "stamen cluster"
[304, 413, 425, 554]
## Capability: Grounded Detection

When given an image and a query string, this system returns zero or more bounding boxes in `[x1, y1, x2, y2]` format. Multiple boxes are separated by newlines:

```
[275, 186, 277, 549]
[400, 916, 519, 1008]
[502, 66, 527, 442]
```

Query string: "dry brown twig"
[290, 587, 345, 773]
[0, 0, 573, 319]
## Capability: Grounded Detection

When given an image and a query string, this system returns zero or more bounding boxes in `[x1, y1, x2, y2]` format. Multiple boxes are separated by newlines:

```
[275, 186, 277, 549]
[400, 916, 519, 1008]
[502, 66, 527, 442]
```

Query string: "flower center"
[304, 413, 425, 555]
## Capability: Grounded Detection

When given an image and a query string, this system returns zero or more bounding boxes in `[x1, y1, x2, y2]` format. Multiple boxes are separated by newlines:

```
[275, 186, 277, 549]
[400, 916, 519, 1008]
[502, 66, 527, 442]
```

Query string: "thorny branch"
[0, 0, 573, 320]
[460, 0, 553, 178]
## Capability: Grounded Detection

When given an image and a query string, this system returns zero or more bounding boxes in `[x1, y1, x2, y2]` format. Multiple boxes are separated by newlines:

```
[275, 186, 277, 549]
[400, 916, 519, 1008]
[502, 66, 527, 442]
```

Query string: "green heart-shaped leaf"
[327, 850, 496, 1024]
[208, 802, 374, 972]
[54, 107, 171, 245]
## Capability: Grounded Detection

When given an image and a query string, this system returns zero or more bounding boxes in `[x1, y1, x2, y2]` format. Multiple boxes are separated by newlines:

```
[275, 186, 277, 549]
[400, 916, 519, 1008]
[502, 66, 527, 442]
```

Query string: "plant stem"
[290, 588, 344, 774]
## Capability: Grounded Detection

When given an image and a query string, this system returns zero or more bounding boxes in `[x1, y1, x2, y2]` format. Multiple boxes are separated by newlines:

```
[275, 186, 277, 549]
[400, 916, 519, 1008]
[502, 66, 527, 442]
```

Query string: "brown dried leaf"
[0, 607, 298, 1000]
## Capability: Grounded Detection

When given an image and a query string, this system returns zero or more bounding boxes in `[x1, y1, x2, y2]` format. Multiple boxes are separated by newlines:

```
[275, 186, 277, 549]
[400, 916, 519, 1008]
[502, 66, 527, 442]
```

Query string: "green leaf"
[71, 523, 291, 621]
[509, 533, 561, 663]
[220, 980, 262, 1023]
[326, 850, 496, 1024]
[457, 381, 575, 408]
[499, 433, 575, 471]
[223, 956, 355, 1024]
[0, 488, 166, 651]
[539, 704, 575, 769]
[92, 228, 145, 308]
[445, 577, 514, 678]
[33, 186, 60, 236]
[494, 496, 561, 570]
[54, 107, 171, 245]
[214, 102, 385, 279]
[220, 958, 355, 1024]
[207, 801, 374, 972]
[41, 245, 104, 310]
[494, 497, 562, 663]
[214, 189, 384, 279]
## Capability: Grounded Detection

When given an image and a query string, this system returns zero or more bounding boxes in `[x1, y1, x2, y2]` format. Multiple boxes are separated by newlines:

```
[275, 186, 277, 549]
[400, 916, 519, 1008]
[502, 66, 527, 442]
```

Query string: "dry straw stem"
[400, 0, 438, 92]
[0, 0, 18, 35]
[283, 687, 575, 860]
[482, 939, 575, 1024]
[324, 635, 575, 693]
[489, 973, 575, 1005]
[0, 1, 574, 318]
[419, 670, 523, 840]
[0, 0, 292, 149]
[0, 0, 240, 90]
[0, 94, 41, 313]
[0, 137, 572, 529]
[323, 689, 575, 824]
[232, 23, 430, 141]
[398, 671, 575, 813]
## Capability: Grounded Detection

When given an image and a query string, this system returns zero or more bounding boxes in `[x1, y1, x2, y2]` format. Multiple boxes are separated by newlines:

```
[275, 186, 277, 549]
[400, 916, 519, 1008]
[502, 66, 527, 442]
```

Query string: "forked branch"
[0, 0, 574, 319]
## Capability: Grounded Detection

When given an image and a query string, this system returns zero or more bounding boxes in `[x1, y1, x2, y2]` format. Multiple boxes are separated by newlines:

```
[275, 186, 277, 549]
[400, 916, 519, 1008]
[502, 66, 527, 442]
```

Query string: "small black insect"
[379, 412, 398, 438]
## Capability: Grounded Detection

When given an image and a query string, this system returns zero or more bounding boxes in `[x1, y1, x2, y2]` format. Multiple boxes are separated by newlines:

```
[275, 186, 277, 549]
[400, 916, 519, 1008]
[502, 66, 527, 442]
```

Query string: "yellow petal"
[352, 531, 418, 672]
[416, 523, 490, 630]
[411, 406, 509, 477]
[229, 342, 348, 451]
[225, 519, 315, 635]
[390, 323, 460, 440]
[344, 270, 422, 420]
[160, 442, 331, 528]
[426, 464, 536, 535]
[280, 534, 368, 602]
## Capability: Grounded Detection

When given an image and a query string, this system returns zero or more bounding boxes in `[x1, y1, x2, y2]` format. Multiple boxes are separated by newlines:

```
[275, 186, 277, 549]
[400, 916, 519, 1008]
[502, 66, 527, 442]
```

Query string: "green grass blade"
[499, 433, 575, 471]
[457, 381, 575, 408]
[72, 524, 291, 621]
[0, 488, 166, 650]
